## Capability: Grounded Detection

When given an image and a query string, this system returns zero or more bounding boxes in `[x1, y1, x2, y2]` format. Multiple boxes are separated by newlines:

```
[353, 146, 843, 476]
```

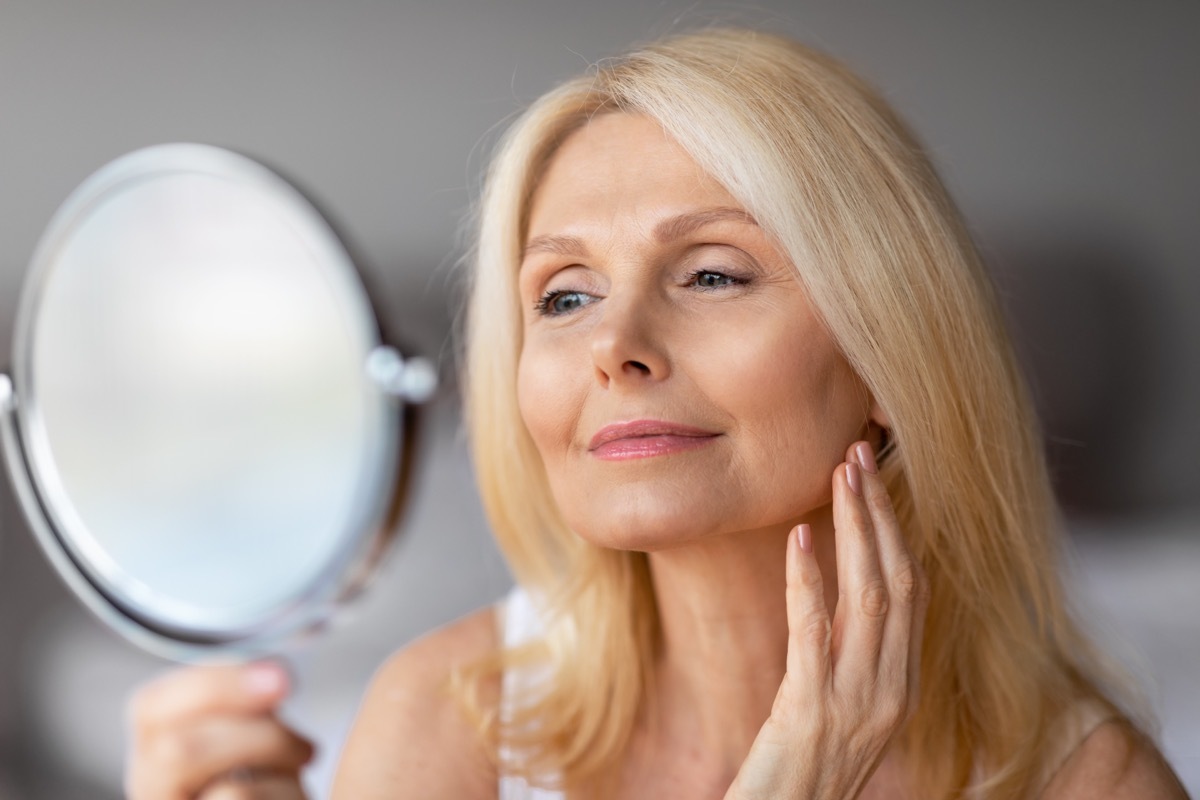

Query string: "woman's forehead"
[525, 113, 743, 240]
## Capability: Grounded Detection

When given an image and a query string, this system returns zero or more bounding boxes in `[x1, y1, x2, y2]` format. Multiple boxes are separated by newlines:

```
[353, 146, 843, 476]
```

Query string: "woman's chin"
[575, 528, 711, 553]
[566, 509, 728, 553]
[565, 501, 825, 553]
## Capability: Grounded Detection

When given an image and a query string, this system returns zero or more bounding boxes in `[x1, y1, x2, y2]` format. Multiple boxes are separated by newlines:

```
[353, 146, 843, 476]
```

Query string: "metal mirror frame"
[0, 144, 436, 661]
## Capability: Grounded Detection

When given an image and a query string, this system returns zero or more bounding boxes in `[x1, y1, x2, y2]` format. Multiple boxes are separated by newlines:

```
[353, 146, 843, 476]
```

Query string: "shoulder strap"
[1033, 697, 1118, 794]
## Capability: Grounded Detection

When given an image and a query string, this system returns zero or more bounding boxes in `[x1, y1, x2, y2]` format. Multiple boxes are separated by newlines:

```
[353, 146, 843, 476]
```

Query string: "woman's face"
[517, 113, 874, 550]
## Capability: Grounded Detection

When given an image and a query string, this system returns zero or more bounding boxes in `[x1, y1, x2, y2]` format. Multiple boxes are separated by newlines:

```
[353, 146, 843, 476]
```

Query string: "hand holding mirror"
[0, 143, 436, 661]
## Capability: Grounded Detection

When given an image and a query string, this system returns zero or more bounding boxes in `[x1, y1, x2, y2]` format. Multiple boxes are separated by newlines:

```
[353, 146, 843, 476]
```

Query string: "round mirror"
[0, 144, 435, 660]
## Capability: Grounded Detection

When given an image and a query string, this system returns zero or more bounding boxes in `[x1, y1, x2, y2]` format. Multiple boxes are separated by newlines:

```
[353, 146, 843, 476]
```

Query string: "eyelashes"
[533, 269, 750, 317]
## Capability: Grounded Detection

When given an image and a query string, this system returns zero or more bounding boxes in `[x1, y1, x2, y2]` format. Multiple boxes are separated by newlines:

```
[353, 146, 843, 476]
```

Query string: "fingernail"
[797, 523, 812, 554]
[856, 441, 878, 474]
[245, 662, 288, 696]
[846, 462, 862, 496]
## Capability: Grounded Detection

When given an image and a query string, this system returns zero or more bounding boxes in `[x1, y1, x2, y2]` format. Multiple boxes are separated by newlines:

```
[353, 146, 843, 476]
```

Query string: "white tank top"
[497, 587, 564, 799]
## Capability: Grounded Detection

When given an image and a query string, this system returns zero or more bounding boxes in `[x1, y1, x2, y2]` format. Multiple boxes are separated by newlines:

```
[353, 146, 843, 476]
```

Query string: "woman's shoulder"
[1040, 713, 1188, 799]
[330, 603, 502, 800]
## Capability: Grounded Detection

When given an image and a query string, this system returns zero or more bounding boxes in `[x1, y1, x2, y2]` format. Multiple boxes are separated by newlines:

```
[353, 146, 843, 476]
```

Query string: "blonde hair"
[459, 27, 1136, 799]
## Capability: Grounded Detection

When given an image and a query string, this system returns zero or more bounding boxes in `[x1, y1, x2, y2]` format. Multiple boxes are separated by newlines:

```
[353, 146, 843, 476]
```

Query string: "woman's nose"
[590, 294, 670, 389]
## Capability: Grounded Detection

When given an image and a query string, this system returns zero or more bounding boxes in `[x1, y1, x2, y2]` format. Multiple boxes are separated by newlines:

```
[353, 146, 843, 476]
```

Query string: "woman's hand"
[125, 662, 314, 800]
[726, 441, 930, 800]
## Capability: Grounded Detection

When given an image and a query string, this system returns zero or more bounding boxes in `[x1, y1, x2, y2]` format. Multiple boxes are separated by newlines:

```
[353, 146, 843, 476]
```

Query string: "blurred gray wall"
[0, 2, 1197, 797]
[2, 1, 1196, 510]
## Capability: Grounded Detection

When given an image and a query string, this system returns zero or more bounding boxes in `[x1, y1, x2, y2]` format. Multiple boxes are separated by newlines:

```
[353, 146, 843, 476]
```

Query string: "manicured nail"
[245, 662, 288, 696]
[856, 441, 878, 474]
[797, 523, 812, 554]
[846, 462, 862, 496]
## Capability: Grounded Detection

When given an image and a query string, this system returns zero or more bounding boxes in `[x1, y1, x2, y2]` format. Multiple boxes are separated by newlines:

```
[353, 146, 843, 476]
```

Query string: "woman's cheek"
[517, 342, 576, 463]
[516, 357, 547, 447]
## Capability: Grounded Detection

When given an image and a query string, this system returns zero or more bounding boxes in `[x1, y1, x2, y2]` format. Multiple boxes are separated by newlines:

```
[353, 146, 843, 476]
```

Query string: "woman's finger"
[130, 662, 291, 735]
[851, 442, 914, 590]
[852, 441, 929, 721]
[784, 523, 832, 684]
[852, 442, 921, 670]
[133, 714, 314, 799]
[831, 459, 889, 676]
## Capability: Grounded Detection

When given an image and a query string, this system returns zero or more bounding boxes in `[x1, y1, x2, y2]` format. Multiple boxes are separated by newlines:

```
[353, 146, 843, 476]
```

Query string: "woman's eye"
[535, 290, 595, 317]
[688, 270, 744, 290]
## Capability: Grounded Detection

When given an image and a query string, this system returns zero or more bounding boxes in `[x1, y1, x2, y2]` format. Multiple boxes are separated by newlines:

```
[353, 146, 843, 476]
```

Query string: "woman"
[125, 28, 1188, 799]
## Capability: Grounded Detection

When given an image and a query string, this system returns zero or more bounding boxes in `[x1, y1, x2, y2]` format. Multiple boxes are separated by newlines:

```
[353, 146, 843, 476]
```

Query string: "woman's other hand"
[726, 441, 930, 800]
[125, 661, 314, 800]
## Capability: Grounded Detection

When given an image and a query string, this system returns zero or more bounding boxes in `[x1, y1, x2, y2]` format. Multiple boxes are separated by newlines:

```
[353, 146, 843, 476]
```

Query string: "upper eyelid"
[521, 262, 594, 298]
[680, 242, 764, 271]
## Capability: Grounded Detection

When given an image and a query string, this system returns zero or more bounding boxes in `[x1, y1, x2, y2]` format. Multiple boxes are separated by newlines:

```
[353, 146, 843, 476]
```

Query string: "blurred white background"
[0, 1, 1197, 797]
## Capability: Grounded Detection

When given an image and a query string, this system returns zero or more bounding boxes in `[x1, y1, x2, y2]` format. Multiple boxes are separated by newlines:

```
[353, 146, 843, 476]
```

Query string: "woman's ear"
[868, 399, 891, 431]
[866, 399, 893, 456]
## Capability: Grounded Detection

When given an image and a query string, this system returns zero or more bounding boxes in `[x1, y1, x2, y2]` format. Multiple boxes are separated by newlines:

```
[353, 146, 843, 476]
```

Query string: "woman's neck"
[640, 504, 839, 778]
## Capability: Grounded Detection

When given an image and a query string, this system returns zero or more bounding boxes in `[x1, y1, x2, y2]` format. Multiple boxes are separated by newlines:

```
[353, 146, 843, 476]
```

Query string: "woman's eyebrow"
[653, 207, 758, 242]
[522, 234, 588, 260]
[520, 207, 757, 265]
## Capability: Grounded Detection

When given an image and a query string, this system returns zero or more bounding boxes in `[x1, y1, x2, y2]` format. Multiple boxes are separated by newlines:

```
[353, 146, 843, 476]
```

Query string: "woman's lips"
[588, 420, 720, 461]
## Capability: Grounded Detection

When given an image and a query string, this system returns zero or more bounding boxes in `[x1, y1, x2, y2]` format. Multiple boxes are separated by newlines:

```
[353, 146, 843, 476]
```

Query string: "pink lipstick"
[588, 420, 719, 461]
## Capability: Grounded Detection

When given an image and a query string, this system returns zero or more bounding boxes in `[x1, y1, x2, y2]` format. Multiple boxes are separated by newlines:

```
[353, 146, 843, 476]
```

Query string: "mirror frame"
[0, 144, 429, 660]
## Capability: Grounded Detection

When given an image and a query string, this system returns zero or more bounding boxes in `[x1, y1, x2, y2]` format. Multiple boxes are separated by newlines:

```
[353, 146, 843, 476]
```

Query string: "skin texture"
[123, 114, 1189, 800]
